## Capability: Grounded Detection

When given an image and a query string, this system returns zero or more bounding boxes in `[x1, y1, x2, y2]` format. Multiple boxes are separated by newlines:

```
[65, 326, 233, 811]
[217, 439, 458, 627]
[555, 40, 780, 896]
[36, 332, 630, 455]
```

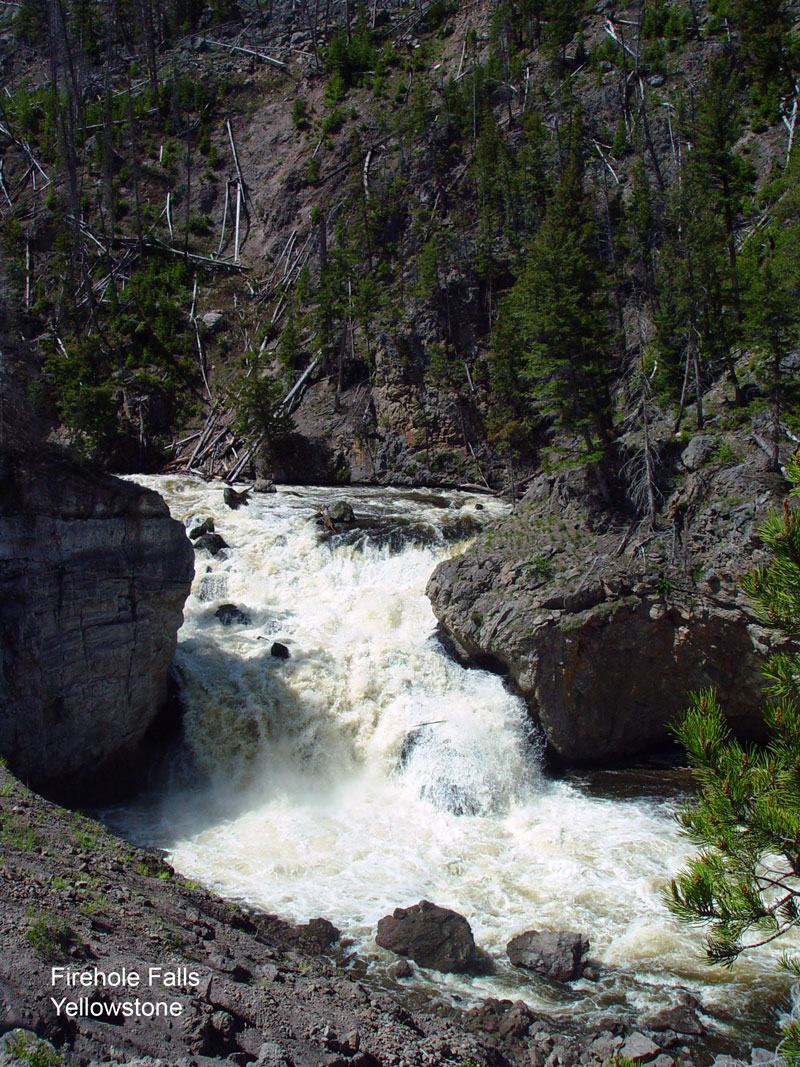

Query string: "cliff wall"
[0, 448, 194, 800]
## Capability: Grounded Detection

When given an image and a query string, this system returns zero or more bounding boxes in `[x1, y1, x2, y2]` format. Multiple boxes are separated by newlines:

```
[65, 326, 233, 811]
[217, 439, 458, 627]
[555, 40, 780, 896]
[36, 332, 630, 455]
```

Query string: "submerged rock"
[194, 533, 229, 556]
[185, 513, 215, 539]
[506, 930, 590, 982]
[376, 900, 476, 973]
[0, 451, 193, 801]
[399, 724, 486, 816]
[224, 486, 250, 509]
[196, 572, 229, 601]
[215, 603, 252, 626]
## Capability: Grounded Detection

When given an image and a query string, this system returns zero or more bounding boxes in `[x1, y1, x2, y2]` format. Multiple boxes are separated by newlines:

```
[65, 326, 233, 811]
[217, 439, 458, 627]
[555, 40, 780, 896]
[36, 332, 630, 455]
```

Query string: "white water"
[113, 475, 796, 1047]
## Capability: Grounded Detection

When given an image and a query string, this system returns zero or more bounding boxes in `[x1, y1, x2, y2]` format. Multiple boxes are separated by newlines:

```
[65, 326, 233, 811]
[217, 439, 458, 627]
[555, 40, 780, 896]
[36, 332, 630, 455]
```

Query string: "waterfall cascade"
[111, 476, 797, 1048]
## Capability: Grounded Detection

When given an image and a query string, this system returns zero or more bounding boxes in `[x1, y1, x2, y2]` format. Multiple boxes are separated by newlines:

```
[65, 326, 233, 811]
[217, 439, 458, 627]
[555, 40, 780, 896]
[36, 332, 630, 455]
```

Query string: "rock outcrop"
[427, 448, 787, 763]
[0, 449, 194, 800]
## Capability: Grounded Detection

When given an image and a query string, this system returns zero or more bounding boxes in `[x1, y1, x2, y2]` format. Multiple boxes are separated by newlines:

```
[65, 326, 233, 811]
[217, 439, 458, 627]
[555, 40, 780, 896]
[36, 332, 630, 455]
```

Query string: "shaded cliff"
[0, 447, 194, 800]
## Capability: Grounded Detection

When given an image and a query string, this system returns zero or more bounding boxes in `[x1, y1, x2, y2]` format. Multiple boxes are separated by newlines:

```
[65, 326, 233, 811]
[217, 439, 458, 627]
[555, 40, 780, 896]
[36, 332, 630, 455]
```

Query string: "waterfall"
[110, 475, 796, 1047]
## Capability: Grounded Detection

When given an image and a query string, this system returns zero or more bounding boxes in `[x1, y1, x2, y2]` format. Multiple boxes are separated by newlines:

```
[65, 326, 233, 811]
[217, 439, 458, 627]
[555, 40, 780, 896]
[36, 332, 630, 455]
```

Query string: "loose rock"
[620, 1032, 661, 1062]
[376, 900, 477, 973]
[506, 930, 590, 982]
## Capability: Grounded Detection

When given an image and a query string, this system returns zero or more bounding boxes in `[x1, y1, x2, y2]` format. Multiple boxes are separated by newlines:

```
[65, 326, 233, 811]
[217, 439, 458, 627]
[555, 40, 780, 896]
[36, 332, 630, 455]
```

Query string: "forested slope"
[1, 0, 798, 495]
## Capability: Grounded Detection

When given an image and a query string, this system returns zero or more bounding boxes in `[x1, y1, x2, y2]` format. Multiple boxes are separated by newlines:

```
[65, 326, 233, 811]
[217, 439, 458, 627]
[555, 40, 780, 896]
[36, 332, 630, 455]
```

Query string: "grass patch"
[25, 914, 79, 961]
[4, 1030, 64, 1067]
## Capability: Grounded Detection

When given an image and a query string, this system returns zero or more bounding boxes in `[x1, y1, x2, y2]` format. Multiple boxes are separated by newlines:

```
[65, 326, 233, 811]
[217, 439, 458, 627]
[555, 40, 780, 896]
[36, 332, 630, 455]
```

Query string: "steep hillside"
[1, 0, 798, 497]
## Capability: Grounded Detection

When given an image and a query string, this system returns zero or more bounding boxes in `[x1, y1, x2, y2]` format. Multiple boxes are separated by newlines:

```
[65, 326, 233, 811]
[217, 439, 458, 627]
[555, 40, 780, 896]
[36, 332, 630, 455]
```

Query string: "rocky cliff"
[427, 437, 787, 764]
[0, 448, 194, 800]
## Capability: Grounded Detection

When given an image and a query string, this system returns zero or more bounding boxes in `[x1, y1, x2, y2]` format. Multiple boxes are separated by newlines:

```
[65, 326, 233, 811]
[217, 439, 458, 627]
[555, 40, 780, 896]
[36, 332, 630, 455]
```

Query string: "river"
[109, 475, 797, 1051]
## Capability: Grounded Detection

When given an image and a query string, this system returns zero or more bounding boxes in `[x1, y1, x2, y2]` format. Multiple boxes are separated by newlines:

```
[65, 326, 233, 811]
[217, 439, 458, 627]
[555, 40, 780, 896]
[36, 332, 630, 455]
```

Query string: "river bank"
[0, 756, 787, 1067]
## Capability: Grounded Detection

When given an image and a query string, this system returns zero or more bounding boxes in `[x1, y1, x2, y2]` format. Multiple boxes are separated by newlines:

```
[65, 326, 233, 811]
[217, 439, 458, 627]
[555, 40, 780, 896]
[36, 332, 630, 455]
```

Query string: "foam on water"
[112, 475, 797, 1046]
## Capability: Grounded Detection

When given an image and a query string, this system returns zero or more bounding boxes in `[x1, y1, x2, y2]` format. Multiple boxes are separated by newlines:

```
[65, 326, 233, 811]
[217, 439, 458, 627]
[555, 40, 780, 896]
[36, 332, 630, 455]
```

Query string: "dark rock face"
[506, 930, 590, 982]
[427, 458, 784, 764]
[0, 451, 194, 800]
[376, 900, 476, 973]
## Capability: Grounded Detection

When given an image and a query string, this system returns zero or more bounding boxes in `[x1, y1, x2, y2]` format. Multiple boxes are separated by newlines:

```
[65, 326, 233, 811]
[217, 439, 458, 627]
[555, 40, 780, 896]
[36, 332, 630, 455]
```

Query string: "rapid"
[110, 475, 797, 1049]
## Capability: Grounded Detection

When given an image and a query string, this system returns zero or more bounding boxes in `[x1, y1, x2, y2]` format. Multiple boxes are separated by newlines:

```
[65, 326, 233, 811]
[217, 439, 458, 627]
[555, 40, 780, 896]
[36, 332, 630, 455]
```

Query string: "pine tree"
[739, 150, 800, 469]
[501, 120, 614, 454]
[719, 0, 795, 117]
[668, 453, 800, 1056]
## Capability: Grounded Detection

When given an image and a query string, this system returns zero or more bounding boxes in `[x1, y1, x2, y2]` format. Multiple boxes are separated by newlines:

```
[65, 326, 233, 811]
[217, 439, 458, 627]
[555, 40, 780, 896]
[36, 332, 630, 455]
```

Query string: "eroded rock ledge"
[0, 450, 194, 800]
[427, 446, 787, 763]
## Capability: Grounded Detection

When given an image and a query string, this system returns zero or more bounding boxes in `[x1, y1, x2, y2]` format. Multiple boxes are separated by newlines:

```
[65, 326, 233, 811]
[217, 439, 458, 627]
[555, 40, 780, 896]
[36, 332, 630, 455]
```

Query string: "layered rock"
[0, 449, 194, 800]
[427, 448, 786, 763]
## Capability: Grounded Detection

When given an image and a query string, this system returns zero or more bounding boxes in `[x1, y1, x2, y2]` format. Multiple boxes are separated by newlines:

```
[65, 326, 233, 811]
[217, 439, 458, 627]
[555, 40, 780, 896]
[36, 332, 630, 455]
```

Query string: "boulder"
[644, 993, 704, 1035]
[253, 477, 277, 494]
[202, 310, 224, 330]
[389, 959, 414, 979]
[620, 1033, 661, 1062]
[328, 500, 355, 523]
[0, 452, 193, 801]
[224, 486, 250, 510]
[215, 604, 252, 626]
[680, 435, 716, 472]
[376, 900, 476, 973]
[194, 533, 229, 556]
[271, 641, 290, 659]
[506, 930, 589, 982]
[297, 917, 340, 951]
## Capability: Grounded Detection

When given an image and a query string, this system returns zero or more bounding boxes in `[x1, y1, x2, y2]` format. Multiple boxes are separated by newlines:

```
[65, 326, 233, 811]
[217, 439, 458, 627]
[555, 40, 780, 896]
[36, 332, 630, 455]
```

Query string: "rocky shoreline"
[0, 760, 786, 1067]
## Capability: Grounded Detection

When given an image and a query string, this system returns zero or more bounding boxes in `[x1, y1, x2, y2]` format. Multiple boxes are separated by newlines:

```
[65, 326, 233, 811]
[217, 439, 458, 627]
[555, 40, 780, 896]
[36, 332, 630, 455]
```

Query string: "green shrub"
[25, 915, 78, 961]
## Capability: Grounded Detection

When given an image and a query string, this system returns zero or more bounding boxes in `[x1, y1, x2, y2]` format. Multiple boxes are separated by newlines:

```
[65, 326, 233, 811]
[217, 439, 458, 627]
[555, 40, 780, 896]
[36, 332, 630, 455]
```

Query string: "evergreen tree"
[740, 152, 800, 468]
[668, 453, 800, 1057]
[716, 0, 796, 116]
[655, 64, 754, 417]
[502, 122, 614, 454]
